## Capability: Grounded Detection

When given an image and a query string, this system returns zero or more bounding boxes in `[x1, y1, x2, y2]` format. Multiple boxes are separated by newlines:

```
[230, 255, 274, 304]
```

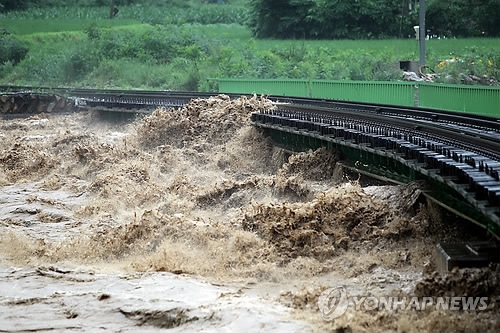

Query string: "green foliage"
[427, 0, 500, 37]
[0, 60, 14, 80]
[81, 59, 173, 89]
[0, 0, 30, 11]
[433, 48, 500, 85]
[14, 52, 65, 85]
[249, 0, 500, 39]
[0, 3, 499, 90]
[62, 43, 100, 82]
[0, 35, 29, 64]
[0, 0, 212, 11]
[249, 0, 419, 39]
[372, 60, 402, 81]
[0, 5, 248, 26]
[92, 25, 207, 65]
[85, 23, 101, 40]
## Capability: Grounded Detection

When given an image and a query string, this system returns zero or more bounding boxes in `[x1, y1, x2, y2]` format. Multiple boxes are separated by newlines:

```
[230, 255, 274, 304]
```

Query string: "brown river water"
[0, 95, 498, 332]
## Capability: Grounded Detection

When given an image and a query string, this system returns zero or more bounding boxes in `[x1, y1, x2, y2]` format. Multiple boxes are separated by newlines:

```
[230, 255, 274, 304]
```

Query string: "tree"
[248, 0, 499, 39]
[426, 0, 500, 37]
[249, 0, 418, 39]
[0, 0, 29, 11]
[0, 36, 29, 64]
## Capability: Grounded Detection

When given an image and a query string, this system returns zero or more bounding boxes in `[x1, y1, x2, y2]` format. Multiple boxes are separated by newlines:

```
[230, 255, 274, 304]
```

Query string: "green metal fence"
[418, 82, 500, 117]
[215, 79, 500, 118]
[311, 80, 415, 107]
[218, 79, 309, 97]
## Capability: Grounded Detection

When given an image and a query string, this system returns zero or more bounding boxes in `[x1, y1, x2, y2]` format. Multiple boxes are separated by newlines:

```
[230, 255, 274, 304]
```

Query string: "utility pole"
[419, 0, 425, 66]
[109, 0, 115, 19]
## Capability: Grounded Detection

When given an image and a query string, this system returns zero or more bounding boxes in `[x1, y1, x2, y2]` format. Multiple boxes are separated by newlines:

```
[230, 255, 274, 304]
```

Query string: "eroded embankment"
[0, 93, 75, 115]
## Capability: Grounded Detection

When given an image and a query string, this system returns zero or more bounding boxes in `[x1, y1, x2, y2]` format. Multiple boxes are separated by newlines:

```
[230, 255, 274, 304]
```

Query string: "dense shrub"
[62, 43, 100, 82]
[93, 26, 206, 65]
[0, 36, 29, 64]
[14, 52, 65, 85]
[0, 0, 29, 11]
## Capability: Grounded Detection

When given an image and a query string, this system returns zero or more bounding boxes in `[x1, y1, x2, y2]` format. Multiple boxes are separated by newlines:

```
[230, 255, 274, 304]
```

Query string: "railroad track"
[251, 101, 500, 239]
[1, 86, 499, 238]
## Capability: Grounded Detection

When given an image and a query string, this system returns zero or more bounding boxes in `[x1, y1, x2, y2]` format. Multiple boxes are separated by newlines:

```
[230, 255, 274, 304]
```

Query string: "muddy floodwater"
[0, 96, 498, 332]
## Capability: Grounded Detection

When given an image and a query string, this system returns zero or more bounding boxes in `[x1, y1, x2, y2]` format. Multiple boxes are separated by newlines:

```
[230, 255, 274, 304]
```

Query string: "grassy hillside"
[1, 4, 499, 90]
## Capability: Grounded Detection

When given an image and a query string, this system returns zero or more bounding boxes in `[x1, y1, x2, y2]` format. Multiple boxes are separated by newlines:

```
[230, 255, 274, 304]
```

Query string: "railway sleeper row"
[255, 110, 500, 175]
[77, 97, 188, 110]
[251, 112, 500, 216]
[279, 101, 500, 135]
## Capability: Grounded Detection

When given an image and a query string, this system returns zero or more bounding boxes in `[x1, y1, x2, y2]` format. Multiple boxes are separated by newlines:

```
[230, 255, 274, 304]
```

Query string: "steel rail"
[251, 104, 500, 238]
[272, 104, 500, 160]
[2, 85, 498, 128]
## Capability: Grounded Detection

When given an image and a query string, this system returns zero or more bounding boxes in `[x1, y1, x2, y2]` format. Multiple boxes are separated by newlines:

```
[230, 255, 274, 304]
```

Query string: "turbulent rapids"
[0, 95, 498, 332]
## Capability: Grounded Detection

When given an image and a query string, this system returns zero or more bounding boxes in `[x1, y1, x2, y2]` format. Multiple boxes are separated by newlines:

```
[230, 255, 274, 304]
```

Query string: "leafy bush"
[80, 59, 164, 88]
[433, 49, 500, 85]
[0, 0, 29, 11]
[372, 60, 402, 81]
[85, 23, 101, 40]
[0, 60, 14, 79]
[1, 0, 200, 11]
[14, 52, 65, 85]
[62, 43, 100, 82]
[93, 26, 207, 65]
[0, 36, 28, 64]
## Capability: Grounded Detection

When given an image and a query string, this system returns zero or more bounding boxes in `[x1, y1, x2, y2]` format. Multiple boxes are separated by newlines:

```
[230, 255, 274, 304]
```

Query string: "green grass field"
[1, 4, 499, 90]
